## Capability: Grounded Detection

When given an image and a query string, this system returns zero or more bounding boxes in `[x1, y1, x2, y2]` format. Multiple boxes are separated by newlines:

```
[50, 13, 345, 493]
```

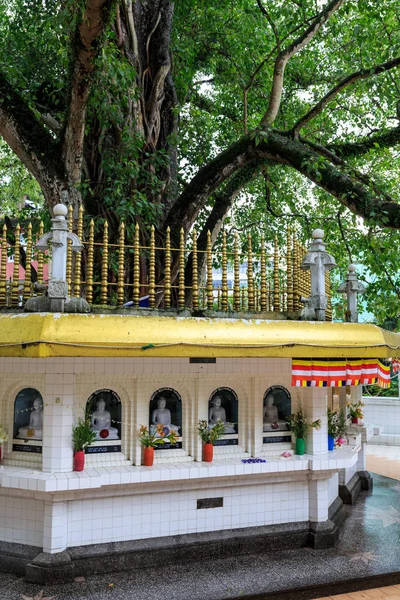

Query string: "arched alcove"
[13, 388, 44, 442]
[209, 387, 238, 445]
[86, 389, 122, 448]
[149, 388, 182, 449]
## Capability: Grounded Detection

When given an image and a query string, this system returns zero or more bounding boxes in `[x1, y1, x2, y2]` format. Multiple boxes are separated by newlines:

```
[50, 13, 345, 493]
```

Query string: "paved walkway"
[1, 447, 400, 600]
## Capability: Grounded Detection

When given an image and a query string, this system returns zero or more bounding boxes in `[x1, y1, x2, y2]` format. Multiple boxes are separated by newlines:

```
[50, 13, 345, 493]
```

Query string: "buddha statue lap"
[90, 398, 119, 440]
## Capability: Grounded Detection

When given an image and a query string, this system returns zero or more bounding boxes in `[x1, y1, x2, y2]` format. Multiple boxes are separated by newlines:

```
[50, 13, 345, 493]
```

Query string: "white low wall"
[363, 396, 400, 443]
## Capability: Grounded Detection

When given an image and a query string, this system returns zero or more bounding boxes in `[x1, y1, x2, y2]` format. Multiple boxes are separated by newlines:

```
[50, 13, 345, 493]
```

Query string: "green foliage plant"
[72, 415, 97, 452]
[286, 404, 321, 439]
[198, 419, 225, 444]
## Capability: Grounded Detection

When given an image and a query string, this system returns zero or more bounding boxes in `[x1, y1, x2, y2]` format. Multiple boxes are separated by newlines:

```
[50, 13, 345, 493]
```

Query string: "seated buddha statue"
[263, 394, 287, 431]
[150, 397, 180, 436]
[90, 398, 119, 440]
[208, 396, 235, 434]
[17, 397, 43, 440]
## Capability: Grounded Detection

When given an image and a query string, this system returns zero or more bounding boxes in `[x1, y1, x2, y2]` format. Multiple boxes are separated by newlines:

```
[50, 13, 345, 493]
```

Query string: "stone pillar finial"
[300, 228, 336, 321]
[25, 203, 90, 313]
[337, 264, 365, 323]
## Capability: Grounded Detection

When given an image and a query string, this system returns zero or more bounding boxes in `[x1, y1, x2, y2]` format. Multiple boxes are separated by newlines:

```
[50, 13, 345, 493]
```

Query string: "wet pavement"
[2, 471, 400, 599]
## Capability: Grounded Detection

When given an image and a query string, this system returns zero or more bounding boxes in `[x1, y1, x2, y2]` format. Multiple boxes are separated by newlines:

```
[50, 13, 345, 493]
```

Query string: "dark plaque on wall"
[149, 388, 182, 449]
[197, 497, 223, 509]
[263, 435, 292, 444]
[208, 387, 238, 446]
[12, 444, 42, 454]
[190, 358, 216, 363]
[86, 445, 120, 454]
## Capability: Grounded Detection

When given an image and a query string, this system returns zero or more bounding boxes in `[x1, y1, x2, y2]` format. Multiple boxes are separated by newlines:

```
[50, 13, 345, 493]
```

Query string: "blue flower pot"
[328, 434, 335, 451]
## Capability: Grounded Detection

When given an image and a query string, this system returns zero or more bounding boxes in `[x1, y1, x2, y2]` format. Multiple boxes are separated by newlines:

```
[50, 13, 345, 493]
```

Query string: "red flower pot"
[203, 442, 213, 462]
[143, 446, 154, 466]
[73, 450, 85, 472]
[351, 417, 359, 424]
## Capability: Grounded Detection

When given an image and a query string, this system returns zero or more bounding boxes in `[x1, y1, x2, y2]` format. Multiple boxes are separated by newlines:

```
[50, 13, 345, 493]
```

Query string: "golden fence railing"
[0, 213, 332, 319]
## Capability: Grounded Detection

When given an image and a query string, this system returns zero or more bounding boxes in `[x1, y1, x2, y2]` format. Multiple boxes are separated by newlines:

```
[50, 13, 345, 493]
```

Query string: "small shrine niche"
[86, 389, 121, 453]
[13, 388, 44, 453]
[263, 386, 291, 444]
[209, 387, 238, 446]
[149, 388, 182, 449]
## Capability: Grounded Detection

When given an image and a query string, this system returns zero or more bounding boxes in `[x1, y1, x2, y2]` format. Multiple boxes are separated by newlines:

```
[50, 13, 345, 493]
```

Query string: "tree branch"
[260, 0, 345, 126]
[63, 0, 115, 183]
[292, 56, 400, 136]
[328, 125, 400, 158]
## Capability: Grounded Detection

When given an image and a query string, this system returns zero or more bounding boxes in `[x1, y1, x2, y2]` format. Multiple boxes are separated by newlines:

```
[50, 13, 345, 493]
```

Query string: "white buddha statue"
[150, 397, 180, 436]
[208, 396, 236, 434]
[90, 398, 119, 440]
[263, 394, 286, 431]
[17, 397, 43, 440]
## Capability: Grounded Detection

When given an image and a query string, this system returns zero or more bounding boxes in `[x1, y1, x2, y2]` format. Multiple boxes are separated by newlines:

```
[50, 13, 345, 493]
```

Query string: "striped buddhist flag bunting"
[291, 359, 390, 388]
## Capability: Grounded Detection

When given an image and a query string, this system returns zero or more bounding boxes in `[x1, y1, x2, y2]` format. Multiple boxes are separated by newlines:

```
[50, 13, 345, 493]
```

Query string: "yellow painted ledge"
[0, 313, 399, 359]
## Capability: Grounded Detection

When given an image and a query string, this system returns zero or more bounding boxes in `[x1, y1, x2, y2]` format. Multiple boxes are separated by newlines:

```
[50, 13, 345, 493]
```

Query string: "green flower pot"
[295, 437, 305, 456]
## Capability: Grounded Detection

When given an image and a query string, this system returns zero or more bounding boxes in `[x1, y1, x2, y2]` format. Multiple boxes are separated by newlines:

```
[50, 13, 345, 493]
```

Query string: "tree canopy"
[0, 0, 400, 319]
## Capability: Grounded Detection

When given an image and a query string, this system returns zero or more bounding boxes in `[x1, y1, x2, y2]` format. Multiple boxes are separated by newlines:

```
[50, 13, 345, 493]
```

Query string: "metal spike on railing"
[23, 222, 32, 302]
[217, 287, 221, 310]
[149, 225, 156, 308]
[247, 234, 254, 312]
[0, 224, 7, 306]
[287, 227, 293, 311]
[233, 233, 240, 312]
[12, 223, 20, 306]
[133, 223, 140, 307]
[221, 230, 228, 311]
[179, 228, 185, 309]
[117, 221, 125, 307]
[164, 227, 171, 309]
[86, 219, 94, 304]
[260, 234, 267, 311]
[192, 229, 199, 310]
[73, 204, 83, 297]
[241, 287, 246, 311]
[101, 221, 109, 305]
[273, 236, 280, 312]
[292, 232, 299, 311]
[207, 230, 213, 310]
[66, 204, 73, 291]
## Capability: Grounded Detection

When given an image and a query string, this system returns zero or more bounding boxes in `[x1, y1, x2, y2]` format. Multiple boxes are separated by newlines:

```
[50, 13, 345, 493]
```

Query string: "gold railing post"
[273, 236, 280, 312]
[207, 230, 213, 310]
[247, 234, 254, 312]
[179, 228, 185, 309]
[287, 227, 293, 311]
[73, 204, 83, 297]
[12, 223, 21, 306]
[0, 224, 7, 306]
[66, 204, 73, 291]
[164, 227, 171, 308]
[192, 229, 199, 310]
[86, 219, 94, 304]
[260, 234, 267, 311]
[23, 222, 32, 302]
[292, 232, 299, 311]
[133, 223, 140, 307]
[101, 221, 109, 305]
[233, 233, 240, 312]
[221, 231, 228, 311]
[117, 221, 125, 307]
[149, 225, 156, 308]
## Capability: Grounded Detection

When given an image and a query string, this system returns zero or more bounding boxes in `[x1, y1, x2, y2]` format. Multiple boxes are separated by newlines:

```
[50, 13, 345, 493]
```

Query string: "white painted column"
[42, 371, 74, 473]
[309, 477, 329, 522]
[298, 387, 328, 455]
[250, 377, 262, 457]
[43, 500, 68, 553]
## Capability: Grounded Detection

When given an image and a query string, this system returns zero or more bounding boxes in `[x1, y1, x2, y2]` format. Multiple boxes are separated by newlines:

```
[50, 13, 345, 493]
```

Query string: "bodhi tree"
[0, 0, 400, 310]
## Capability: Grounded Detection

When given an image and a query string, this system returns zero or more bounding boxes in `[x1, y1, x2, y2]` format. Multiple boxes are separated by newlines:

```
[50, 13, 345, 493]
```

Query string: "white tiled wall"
[328, 473, 339, 505]
[0, 492, 44, 547]
[363, 397, 400, 438]
[66, 477, 309, 547]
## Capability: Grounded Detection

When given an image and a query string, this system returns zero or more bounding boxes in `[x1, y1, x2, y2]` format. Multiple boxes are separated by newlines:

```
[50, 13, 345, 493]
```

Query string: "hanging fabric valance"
[292, 359, 390, 388]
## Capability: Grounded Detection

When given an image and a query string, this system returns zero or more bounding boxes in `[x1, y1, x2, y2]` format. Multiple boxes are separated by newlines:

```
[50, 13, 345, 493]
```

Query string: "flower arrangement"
[347, 400, 364, 420]
[139, 424, 179, 448]
[72, 416, 97, 452]
[0, 426, 8, 444]
[327, 408, 339, 437]
[198, 419, 225, 444]
[286, 405, 321, 439]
